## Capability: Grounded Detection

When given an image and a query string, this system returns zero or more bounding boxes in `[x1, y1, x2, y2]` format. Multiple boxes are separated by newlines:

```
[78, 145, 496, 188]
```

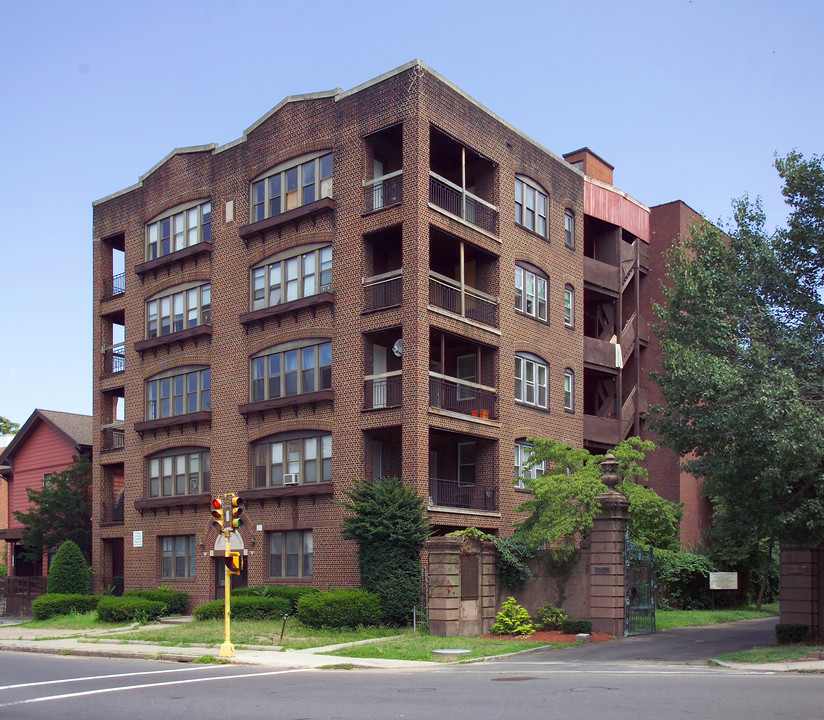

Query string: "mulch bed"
[480, 630, 615, 643]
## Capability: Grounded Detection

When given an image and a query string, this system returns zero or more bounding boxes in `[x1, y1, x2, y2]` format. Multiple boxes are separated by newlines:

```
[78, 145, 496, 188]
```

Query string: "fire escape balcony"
[429, 272, 499, 328]
[429, 173, 498, 235]
[363, 371, 402, 410]
[363, 270, 403, 313]
[101, 425, 125, 452]
[364, 171, 403, 213]
[428, 478, 498, 512]
[101, 272, 126, 300]
[102, 343, 125, 375]
[429, 374, 498, 421]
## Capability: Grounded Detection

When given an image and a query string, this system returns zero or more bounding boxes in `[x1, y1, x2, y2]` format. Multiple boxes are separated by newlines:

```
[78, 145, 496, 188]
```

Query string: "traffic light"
[211, 497, 224, 532]
[225, 550, 242, 575]
[230, 496, 246, 529]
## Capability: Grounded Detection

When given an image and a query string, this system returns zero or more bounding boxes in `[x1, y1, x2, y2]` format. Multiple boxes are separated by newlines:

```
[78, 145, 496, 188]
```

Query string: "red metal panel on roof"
[585, 181, 650, 242]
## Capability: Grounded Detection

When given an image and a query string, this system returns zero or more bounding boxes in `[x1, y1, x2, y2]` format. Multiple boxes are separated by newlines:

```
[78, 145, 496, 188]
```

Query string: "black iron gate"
[624, 529, 655, 636]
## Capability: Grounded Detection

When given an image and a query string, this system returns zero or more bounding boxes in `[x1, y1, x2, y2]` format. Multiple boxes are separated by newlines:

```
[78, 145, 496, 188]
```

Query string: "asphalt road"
[0, 649, 821, 720]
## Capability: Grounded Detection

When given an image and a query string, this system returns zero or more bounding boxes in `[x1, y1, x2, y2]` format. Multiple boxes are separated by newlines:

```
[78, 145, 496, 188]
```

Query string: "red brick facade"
[91, 61, 700, 608]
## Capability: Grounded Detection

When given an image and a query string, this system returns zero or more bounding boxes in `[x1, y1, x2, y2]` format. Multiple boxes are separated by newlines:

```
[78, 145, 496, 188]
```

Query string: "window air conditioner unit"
[283, 473, 300, 485]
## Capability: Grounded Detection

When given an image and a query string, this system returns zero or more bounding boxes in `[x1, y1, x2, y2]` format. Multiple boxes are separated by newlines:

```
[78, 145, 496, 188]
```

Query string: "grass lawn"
[718, 644, 824, 664]
[20, 612, 130, 632]
[655, 604, 779, 631]
[320, 631, 569, 662]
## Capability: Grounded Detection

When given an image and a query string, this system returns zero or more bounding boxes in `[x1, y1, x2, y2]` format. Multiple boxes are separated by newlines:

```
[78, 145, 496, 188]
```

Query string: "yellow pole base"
[219, 642, 235, 658]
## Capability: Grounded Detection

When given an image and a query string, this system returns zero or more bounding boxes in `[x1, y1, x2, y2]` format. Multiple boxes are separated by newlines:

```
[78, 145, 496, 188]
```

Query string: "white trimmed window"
[564, 210, 575, 248]
[251, 152, 333, 222]
[268, 530, 313, 578]
[564, 369, 575, 412]
[515, 441, 545, 489]
[148, 449, 210, 498]
[515, 177, 548, 238]
[251, 245, 332, 310]
[515, 265, 548, 321]
[515, 354, 548, 409]
[251, 340, 332, 401]
[146, 283, 211, 339]
[253, 433, 332, 488]
[564, 285, 575, 328]
[146, 200, 211, 261]
[145, 367, 211, 420]
[161, 536, 196, 578]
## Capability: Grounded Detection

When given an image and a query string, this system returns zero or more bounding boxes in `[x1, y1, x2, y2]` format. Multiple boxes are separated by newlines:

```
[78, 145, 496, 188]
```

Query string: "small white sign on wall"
[133, 530, 143, 548]
[709, 571, 738, 590]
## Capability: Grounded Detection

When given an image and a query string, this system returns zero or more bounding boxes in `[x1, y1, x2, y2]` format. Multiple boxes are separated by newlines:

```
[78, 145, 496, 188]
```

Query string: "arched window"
[146, 282, 210, 339]
[515, 176, 548, 238]
[147, 448, 210, 498]
[251, 151, 333, 222]
[250, 244, 332, 310]
[250, 340, 331, 402]
[564, 368, 575, 412]
[146, 199, 211, 261]
[564, 209, 575, 248]
[515, 353, 548, 409]
[145, 366, 210, 420]
[253, 432, 332, 488]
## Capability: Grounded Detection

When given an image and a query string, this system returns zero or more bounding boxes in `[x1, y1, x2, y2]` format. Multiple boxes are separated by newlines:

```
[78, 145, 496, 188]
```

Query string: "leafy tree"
[497, 437, 682, 587]
[46, 539, 91, 595]
[0, 415, 19, 435]
[340, 476, 431, 625]
[652, 152, 824, 607]
[13, 454, 92, 562]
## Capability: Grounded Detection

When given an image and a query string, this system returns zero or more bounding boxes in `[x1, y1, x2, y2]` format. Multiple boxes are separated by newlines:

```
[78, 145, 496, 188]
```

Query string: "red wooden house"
[0, 409, 92, 577]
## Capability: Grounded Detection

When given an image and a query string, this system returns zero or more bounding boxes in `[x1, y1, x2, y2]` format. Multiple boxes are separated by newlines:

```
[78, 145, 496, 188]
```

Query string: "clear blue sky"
[1, 0, 820, 426]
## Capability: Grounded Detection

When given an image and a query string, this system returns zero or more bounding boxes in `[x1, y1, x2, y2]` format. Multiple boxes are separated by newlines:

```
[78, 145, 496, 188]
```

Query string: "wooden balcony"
[429, 273, 498, 329]
[363, 271, 402, 313]
[428, 478, 498, 512]
[429, 374, 498, 421]
[429, 173, 498, 235]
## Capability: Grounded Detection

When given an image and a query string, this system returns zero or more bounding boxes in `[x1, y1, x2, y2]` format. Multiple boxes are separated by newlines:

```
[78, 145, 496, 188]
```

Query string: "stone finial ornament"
[600, 453, 620, 490]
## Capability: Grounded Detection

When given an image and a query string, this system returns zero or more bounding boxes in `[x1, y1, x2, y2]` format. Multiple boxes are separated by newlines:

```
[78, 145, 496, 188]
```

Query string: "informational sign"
[709, 571, 738, 590]
[133, 530, 143, 548]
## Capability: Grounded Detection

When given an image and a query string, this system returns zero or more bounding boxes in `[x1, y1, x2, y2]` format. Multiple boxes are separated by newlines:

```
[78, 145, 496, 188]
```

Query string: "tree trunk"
[755, 540, 773, 611]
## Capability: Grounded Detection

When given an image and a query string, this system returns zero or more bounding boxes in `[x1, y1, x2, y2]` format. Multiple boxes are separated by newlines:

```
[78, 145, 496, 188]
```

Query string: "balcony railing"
[429, 478, 498, 511]
[363, 270, 402, 312]
[102, 272, 126, 300]
[363, 372, 402, 410]
[429, 173, 498, 234]
[102, 427, 125, 452]
[429, 374, 497, 420]
[429, 273, 498, 328]
[103, 343, 125, 374]
[364, 172, 403, 212]
[101, 495, 124, 524]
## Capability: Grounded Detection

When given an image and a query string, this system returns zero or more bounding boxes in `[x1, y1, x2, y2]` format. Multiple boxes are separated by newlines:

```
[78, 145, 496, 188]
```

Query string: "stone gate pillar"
[589, 453, 629, 636]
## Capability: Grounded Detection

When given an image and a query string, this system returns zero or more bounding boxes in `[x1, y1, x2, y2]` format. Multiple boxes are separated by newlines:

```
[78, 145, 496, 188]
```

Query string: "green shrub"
[193, 595, 292, 621]
[490, 597, 534, 637]
[776, 623, 809, 644]
[0, 564, 7, 578]
[96, 596, 166, 623]
[232, 585, 319, 612]
[534, 603, 567, 631]
[561, 618, 593, 635]
[31, 593, 101, 620]
[295, 589, 381, 629]
[46, 540, 91, 595]
[654, 548, 714, 609]
[124, 589, 188, 615]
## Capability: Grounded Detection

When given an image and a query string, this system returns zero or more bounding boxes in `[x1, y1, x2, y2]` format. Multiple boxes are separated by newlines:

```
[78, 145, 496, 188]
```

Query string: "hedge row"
[31, 594, 101, 620]
[193, 595, 292, 621]
[295, 589, 381, 629]
[232, 585, 319, 612]
[123, 589, 188, 615]
[96, 596, 166, 623]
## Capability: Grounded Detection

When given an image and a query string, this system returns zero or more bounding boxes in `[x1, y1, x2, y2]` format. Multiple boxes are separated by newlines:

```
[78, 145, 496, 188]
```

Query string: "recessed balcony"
[101, 272, 125, 300]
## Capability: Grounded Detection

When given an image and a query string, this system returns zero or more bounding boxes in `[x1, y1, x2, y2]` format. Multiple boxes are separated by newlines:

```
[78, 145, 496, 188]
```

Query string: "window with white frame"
[268, 530, 313, 578]
[251, 245, 332, 310]
[564, 285, 575, 328]
[515, 177, 548, 238]
[515, 264, 548, 321]
[564, 369, 575, 412]
[161, 536, 196, 578]
[145, 367, 211, 420]
[253, 433, 332, 488]
[251, 340, 331, 402]
[146, 283, 211, 339]
[146, 200, 211, 261]
[148, 448, 210, 498]
[514, 441, 545, 489]
[564, 210, 575, 248]
[251, 152, 333, 222]
[515, 354, 548, 409]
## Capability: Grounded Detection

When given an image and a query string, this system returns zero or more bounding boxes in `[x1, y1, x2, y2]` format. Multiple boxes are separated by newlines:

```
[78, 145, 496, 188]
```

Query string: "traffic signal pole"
[219, 528, 234, 658]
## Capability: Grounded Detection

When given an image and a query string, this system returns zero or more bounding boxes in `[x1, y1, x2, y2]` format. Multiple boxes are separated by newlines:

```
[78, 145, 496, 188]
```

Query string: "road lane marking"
[0, 668, 312, 708]
[0, 665, 217, 691]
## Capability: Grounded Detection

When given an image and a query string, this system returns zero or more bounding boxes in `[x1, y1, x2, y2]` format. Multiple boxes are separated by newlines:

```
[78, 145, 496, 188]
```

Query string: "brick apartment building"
[92, 60, 707, 606]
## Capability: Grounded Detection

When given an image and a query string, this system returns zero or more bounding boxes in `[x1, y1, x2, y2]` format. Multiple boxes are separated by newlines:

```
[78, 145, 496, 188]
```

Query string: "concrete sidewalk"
[0, 618, 822, 672]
